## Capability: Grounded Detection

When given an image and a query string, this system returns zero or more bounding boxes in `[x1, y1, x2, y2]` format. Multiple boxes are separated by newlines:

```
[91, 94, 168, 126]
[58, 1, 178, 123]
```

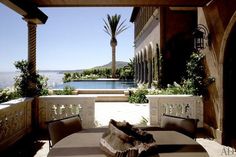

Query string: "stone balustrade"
[0, 98, 33, 151]
[147, 95, 203, 127]
[0, 94, 203, 151]
[38, 95, 96, 129]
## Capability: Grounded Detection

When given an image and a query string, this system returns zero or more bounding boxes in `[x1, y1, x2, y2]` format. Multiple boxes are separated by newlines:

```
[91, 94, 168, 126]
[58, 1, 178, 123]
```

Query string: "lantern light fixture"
[193, 24, 209, 51]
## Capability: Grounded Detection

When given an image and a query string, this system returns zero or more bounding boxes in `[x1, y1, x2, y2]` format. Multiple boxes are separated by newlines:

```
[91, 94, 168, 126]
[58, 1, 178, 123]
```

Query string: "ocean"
[0, 72, 137, 89]
[0, 72, 64, 89]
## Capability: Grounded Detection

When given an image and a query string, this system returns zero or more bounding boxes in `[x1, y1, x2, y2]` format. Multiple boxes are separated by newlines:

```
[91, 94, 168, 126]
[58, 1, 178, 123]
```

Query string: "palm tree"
[103, 14, 128, 78]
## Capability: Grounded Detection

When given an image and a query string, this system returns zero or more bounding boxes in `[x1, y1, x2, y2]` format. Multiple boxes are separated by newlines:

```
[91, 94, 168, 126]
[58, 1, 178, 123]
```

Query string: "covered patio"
[1, 0, 236, 156]
[0, 102, 229, 157]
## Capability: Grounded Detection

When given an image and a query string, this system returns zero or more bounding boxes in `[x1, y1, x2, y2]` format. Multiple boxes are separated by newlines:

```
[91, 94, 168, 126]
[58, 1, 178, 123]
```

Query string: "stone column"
[144, 60, 148, 83]
[135, 57, 138, 82]
[143, 61, 146, 83]
[140, 61, 143, 83]
[143, 60, 146, 83]
[144, 61, 146, 83]
[27, 22, 38, 130]
[28, 22, 37, 78]
[148, 59, 153, 88]
[138, 62, 141, 82]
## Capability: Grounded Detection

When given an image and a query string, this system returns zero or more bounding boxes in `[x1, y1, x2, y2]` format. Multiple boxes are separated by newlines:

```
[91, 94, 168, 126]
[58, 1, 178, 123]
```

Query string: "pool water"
[54, 80, 138, 89]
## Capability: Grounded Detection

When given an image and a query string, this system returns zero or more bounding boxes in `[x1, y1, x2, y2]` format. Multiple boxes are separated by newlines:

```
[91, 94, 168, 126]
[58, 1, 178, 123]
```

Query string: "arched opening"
[223, 19, 236, 148]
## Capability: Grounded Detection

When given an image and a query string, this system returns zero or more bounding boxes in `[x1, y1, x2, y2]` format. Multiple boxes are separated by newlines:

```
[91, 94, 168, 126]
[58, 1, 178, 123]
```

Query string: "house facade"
[131, 7, 196, 88]
[130, 1, 236, 147]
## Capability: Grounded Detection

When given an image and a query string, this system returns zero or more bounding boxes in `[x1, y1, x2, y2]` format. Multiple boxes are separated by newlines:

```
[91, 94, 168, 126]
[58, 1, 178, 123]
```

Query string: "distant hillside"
[93, 61, 128, 69]
[57, 61, 128, 74]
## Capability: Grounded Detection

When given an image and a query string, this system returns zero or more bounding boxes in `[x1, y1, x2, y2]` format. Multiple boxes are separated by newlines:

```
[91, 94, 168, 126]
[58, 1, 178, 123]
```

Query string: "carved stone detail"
[38, 96, 96, 129]
[147, 95, 203, 127]
[0, 98, 33, 151]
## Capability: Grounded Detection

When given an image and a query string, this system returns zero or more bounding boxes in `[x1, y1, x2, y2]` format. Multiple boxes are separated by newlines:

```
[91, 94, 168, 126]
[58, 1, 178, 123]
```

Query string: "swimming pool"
[54, 80, 138, 89]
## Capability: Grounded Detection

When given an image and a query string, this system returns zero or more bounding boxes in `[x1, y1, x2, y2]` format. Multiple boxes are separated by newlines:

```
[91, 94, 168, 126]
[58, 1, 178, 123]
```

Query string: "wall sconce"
[206, 76, 216, 86]
[193, 24, 209, 51]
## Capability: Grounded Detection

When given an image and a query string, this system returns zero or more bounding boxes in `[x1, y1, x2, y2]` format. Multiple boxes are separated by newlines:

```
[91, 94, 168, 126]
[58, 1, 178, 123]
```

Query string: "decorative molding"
[38, 95, 96, 129]
[0, 98, 33, 151]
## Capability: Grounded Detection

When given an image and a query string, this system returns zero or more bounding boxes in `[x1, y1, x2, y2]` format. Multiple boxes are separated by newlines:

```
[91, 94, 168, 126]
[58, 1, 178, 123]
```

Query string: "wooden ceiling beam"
[2, 0, 48, 24]
[32, 0, 211, 7]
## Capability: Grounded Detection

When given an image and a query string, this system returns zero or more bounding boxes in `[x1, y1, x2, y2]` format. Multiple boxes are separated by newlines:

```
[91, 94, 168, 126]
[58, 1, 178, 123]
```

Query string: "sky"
[0, 4, 134, 72]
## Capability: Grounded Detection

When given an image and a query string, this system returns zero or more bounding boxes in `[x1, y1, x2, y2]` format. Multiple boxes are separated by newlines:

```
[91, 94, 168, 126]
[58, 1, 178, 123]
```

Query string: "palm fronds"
[103, 14, 128, 38]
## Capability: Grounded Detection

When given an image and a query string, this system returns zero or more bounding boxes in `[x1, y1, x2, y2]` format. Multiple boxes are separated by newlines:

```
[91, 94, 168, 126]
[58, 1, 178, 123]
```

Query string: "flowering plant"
[0, 87, 19, 103]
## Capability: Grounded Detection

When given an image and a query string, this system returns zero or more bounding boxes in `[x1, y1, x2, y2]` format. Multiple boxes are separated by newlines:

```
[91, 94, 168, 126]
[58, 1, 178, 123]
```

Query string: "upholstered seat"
[47, 115, 82, 148]
[160, 114, 199, 139]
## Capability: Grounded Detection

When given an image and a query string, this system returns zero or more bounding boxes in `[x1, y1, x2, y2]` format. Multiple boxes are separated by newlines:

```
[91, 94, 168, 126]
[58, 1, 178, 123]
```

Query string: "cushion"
[99, 119, 158, 157]
[160, 114, 198, 139]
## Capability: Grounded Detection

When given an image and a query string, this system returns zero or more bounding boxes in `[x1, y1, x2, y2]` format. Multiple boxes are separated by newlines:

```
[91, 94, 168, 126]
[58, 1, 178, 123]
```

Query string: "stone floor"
[95, 102, 150, 127]
[1, 102, 235, 157]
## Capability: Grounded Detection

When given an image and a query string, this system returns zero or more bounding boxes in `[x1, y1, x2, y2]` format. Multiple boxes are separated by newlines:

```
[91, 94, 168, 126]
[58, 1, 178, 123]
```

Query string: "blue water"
[54, 80, 137, 89]
[0, 72, 64, 89]
[0, 72, 137, 89]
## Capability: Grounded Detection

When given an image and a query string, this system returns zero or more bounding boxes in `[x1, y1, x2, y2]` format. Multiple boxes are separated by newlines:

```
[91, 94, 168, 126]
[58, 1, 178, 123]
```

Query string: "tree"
[103, 14, 128, 78]
[120, 58, 135, 80]
[14, 60, 48, 97]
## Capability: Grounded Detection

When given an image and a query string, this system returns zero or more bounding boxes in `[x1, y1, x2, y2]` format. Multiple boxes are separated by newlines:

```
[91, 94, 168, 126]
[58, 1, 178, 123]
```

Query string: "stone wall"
[198, 0, 236, 143]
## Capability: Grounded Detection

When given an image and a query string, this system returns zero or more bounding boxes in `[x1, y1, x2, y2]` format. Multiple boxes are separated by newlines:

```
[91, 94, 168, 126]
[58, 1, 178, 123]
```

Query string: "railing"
[0, 98, 33, 151]
[0, 94, 203, 151]
[0, 96, 97, 151]
[147, 95, 203, 127]
[38, 95, 96, 129]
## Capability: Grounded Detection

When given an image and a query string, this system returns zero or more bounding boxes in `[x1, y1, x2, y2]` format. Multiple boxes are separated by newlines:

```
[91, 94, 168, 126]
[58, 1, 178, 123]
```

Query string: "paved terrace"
[1, 102, 235, 157]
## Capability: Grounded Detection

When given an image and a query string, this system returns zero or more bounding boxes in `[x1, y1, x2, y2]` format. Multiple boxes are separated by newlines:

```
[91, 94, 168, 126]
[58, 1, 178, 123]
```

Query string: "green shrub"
[185, 52, 206, 95]
[14, 60, 49, 97]
[80, 74, 99, 80]
[53, 86, 75, 95]
[0, 88, 20, 103]
[149, 81, 194, 95]
[63, 73, 73, 83]
[62, 59, 134, 81]
[150, 51, 207, 96]
[128, 84, 148, 103]
[119, 58, 134, 80]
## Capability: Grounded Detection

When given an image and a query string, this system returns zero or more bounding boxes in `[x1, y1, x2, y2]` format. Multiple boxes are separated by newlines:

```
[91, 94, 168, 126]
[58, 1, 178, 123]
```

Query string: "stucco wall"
[165, 8, 197, 43]
[135, 15, 160, 58]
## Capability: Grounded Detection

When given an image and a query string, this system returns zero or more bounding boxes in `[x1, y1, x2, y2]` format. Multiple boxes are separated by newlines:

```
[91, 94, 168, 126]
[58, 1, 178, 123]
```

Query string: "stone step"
[96, 94, 128, 102]
[77, 89, 127, 94]
[78, 94, 129, 102]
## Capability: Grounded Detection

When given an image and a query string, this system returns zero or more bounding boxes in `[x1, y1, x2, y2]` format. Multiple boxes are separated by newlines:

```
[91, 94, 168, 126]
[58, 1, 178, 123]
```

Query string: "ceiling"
[31, 0, 211, 7]
[1, 0, 212, 24]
